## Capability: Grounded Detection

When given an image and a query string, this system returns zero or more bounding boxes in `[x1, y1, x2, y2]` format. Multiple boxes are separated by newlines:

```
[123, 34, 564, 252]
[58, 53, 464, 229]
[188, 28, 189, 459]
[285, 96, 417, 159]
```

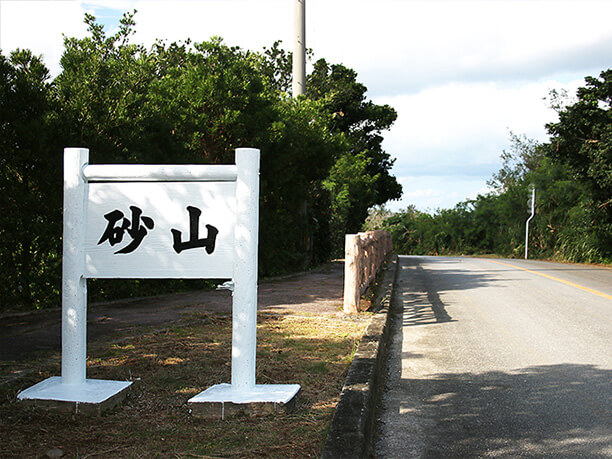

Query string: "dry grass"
[0, 311, 370, 458]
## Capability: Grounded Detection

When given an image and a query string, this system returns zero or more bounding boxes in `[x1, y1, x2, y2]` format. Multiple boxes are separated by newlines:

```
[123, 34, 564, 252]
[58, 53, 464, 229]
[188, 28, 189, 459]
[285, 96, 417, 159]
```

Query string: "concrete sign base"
[17, 377, 132, 415]
[188, 383, 300, 419]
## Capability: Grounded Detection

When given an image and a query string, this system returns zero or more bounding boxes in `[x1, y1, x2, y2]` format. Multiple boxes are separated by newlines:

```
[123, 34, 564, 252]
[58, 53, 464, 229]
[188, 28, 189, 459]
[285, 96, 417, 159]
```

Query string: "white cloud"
[307, 0, 612, 96]
[404, 188, 446, 199]
[131, 1, 291, 51]
[376, 78, 584, 178]
[377, 77, 584, 212]
[1, 1, 88, 75]
[6, 0, 606, 93]
[388, 174, 494, 212]
[1, 0, 609, 212]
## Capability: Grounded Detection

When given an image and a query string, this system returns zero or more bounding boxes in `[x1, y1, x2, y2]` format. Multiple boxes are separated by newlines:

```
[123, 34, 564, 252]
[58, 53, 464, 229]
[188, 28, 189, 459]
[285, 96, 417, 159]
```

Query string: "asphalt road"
[375, 256, 612, 458]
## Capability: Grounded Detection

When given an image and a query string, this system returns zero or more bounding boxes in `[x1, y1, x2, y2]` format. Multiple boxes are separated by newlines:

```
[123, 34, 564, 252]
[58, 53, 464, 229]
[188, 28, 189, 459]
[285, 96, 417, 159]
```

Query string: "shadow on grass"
[0, 311, 368, 458]
[0, 262, 346, 362]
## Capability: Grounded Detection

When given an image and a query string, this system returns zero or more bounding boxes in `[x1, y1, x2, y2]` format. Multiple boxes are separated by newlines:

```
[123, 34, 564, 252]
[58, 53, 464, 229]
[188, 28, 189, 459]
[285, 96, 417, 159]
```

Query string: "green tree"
[363, 205, 394, 231]
[0, 50, 62, 309]
[307, 60, 401, 253]
[57, 12, 160, 164]
[57, 13, 344, 276]
[257, 45, 402, 256]
[546, 69, 612, 259]
[308, 59, 401, 211]
[0, 11, 404, 311]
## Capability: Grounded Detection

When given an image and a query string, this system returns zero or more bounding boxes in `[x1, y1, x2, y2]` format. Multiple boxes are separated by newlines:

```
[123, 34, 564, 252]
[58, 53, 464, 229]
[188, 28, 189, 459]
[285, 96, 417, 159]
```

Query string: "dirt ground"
[0, 262, 345, 362]
[0, 260, 373, 458]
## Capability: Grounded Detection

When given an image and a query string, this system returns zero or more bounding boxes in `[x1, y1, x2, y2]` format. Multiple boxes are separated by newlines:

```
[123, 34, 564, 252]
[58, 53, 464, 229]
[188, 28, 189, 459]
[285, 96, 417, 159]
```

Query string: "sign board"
[85, 182, 235, 278]
[18, 147, 299, 412]
[527, 186, 536, 213]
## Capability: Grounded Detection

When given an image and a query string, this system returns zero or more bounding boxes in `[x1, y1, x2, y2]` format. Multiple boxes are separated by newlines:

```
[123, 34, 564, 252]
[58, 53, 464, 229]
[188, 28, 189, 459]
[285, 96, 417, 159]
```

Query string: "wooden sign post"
[18, 148, 300, 415]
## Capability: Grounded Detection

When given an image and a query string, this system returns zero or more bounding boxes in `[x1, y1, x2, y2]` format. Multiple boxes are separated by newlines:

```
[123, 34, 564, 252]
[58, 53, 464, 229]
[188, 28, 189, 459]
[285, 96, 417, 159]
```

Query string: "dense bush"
[0, 12, 400, 311]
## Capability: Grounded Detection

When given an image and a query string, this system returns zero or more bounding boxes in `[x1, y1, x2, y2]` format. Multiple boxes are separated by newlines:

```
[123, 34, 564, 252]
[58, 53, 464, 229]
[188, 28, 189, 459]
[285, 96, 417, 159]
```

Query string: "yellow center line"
[484, 259, 612, 301]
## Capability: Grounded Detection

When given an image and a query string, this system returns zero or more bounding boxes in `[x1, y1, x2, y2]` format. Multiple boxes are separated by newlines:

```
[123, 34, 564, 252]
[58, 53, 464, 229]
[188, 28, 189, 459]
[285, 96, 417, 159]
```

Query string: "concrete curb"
[321, 255, 398, 459]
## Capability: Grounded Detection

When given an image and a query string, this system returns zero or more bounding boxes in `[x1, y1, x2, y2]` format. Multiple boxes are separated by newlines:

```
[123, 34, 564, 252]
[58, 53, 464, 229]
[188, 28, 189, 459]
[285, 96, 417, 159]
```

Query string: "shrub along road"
[376, 256, 612, 457]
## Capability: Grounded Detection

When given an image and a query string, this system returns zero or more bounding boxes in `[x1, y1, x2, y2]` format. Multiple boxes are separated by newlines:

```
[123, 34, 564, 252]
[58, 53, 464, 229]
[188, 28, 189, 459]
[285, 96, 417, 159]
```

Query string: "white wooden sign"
[18, 147, 300, 413]
[85, 182, 235, 279]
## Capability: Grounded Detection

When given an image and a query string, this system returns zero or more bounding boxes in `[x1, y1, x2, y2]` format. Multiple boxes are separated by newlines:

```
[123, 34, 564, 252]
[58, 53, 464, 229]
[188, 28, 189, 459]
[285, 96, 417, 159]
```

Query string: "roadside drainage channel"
[321, 254, 398, 459]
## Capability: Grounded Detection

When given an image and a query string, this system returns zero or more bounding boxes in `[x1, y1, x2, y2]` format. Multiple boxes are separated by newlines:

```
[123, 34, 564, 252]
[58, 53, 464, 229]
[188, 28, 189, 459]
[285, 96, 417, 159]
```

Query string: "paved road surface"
[376, 256, 612, 458]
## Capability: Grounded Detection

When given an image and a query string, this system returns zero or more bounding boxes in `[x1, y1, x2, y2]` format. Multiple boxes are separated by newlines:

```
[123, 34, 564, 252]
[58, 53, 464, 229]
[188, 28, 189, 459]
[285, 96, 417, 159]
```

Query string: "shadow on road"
[400, 289, 454, 326]
[388, 364, 612, 457]
[377, 256, 611, 457]
[396, 256, 510, 327]
[397, 256, 497, 326]
[420, 265, 453, 323]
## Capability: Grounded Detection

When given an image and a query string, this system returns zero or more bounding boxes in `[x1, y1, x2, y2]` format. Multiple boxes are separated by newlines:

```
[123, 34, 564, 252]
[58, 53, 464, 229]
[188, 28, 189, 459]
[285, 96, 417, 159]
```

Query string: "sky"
[1, 0, 611, 212]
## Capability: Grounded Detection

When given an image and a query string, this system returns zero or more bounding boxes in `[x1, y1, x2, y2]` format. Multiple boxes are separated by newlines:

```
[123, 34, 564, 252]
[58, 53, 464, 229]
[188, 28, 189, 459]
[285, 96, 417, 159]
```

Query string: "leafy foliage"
[376, 70, 611, 264]
[308, 60, 402, 234]
[546, 69, 612, 258]
[257, 51, 403, 256]
[0, 50, 62, 308]
[1, 12, 399, 310]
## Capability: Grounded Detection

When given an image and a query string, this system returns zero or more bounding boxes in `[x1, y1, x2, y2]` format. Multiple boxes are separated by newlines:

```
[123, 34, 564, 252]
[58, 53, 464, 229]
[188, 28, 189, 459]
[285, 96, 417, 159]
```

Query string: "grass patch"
[0, 311, 369, 457]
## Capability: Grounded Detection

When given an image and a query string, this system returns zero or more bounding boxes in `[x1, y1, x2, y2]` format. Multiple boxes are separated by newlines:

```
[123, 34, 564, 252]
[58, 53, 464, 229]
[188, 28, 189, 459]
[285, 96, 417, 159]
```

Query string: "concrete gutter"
[321, 255, 398, 459]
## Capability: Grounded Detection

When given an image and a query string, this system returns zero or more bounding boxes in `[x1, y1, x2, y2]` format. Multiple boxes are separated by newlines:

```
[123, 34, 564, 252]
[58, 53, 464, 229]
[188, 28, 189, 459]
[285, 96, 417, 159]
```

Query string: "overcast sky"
[2, 0, 611, 212]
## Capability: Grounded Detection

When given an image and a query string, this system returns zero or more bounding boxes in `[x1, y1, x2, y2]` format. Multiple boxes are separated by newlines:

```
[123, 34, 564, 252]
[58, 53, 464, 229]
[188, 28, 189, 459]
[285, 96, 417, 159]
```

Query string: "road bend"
[375, 256, 612, 458]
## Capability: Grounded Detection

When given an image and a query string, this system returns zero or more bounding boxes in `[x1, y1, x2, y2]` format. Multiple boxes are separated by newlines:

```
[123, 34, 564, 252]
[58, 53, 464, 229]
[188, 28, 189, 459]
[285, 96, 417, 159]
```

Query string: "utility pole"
[292, 0, 306, 98]
[525, 185, 535, 259]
